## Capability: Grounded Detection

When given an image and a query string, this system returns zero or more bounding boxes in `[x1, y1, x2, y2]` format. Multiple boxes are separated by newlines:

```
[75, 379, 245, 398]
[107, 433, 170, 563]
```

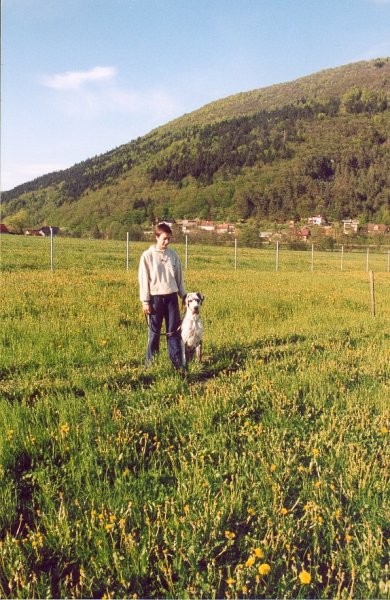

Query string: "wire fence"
[1, 233, 390, 274]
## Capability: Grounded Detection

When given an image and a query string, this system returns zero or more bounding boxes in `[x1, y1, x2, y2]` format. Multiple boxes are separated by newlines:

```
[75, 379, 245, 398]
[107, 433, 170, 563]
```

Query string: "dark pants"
[146, 293, 182, 368]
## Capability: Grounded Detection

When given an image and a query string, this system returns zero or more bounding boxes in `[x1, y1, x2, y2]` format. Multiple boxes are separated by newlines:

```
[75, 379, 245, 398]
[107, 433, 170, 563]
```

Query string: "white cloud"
[41, 65, 182, 125]
[41, 66, 117, 90]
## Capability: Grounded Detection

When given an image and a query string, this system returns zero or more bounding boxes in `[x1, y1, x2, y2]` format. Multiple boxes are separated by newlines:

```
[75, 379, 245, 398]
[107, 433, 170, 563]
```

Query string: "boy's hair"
[155, 222, 172, 236]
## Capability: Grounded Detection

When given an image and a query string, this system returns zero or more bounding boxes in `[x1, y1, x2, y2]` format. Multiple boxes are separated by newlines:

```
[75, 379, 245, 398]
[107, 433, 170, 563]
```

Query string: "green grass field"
[0, 236, 389, 598]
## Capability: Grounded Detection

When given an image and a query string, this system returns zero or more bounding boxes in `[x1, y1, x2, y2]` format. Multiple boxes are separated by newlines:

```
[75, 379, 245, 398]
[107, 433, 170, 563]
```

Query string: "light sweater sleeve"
[175, 254, 187, 299]
[138, 251, 151, 302]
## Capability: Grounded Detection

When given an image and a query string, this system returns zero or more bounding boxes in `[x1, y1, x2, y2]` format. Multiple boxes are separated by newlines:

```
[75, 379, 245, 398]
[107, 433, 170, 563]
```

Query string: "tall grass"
[0, 236, 389, 598]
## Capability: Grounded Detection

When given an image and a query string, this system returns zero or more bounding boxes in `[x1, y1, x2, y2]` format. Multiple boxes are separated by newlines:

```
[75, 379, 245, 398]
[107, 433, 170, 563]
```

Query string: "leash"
[145, 313, 182, 337]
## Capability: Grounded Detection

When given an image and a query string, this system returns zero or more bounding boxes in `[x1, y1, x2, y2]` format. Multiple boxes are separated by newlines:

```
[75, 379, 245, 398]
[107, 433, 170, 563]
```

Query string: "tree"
[4, 209, 29, 233]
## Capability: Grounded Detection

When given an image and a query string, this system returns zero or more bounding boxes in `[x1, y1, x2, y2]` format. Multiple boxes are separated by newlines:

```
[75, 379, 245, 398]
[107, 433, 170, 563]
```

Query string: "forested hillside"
[2, 58, 390, 237]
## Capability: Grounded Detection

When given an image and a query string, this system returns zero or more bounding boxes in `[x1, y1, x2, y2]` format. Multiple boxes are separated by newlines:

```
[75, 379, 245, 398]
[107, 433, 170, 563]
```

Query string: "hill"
[2, 58, 390, 237]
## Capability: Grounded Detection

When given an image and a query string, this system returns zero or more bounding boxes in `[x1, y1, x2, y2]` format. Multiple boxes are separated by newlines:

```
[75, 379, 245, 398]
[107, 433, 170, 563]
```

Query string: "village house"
[177, 219, 198, 233]
[215, 223, 235, 234]
[25, 229, 42, 236]
[308, 215, 328, 226]
[297, 226, 311, 241]
[342, 219, 359, 234]
[198, 220, 215, 232]
[366, 223, 389, 235]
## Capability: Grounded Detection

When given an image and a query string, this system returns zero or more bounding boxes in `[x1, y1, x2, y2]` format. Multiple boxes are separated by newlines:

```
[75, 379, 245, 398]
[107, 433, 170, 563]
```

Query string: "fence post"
[369, 270, 376, 316]
[126, 232, 130, 271]
[50, 227, 54, 272]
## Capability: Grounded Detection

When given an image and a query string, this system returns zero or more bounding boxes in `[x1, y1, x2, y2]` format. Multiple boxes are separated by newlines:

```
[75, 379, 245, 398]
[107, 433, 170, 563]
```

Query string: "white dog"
[181, 292, 205, 366]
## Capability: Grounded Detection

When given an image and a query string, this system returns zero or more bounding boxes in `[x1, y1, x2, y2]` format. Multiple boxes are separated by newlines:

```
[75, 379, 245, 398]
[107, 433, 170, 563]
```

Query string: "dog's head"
[185, 292, 205, 314]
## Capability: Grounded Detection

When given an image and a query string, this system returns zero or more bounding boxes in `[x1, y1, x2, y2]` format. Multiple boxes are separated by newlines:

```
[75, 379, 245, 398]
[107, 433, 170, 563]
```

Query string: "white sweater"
[138, 245, 186, 302]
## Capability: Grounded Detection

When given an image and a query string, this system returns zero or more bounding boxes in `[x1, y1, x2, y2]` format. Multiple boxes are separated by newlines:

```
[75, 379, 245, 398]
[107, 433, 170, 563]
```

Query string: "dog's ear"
[197, 292, 205, 304]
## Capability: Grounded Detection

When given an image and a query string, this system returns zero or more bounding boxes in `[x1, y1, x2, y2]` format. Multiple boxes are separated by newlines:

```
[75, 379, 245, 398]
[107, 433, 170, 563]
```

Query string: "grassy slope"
[2, 59, 390, 231]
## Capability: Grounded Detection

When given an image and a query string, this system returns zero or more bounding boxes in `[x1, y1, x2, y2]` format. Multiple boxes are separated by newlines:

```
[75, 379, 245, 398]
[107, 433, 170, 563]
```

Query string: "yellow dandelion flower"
[245, 556, 256, 568]
[225, 530, 236, 540]
[270, 463, 277, 472]
[59, 423, 70, 437]
[345, 534, 352, 543]
[380, 426, 388, 434]
[226, 577, 235, 586]
[247, 507, 256, 516]
[312, 448, 320, 457]
[280, 507, 288, 515]
[258, 563, 271, 576]
[254, 547, 264, 558]
[314, 480, 322, 488]
[299, 570, 311, 584]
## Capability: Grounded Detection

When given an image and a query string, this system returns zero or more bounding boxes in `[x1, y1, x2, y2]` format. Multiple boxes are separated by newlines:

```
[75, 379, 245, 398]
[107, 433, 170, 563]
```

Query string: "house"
[215, 223, 235, 235]
[178, 219, 198, 233]
[308, 215, 328, 226]
[0, 224, 10, 234]
[342, 219, 359, 234]
[298, 226, 311, 241]
[199, 220, 215, 232]
[39, 226, 60, 236]
[25, 229, 42, 236]
[366, 223, 389, 235]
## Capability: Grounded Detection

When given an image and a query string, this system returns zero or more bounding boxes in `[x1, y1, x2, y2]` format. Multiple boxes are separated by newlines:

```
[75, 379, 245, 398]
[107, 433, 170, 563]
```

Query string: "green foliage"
[2, 59, 390, 236]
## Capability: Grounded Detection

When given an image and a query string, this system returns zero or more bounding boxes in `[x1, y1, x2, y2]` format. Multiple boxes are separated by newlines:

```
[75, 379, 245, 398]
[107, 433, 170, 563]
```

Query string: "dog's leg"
[181, 340, 187, 367]
[195, 341, 202, 362]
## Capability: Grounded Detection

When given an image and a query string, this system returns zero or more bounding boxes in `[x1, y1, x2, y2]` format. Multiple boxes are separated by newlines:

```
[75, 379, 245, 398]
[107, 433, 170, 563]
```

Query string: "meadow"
[0, 235, 389, 599]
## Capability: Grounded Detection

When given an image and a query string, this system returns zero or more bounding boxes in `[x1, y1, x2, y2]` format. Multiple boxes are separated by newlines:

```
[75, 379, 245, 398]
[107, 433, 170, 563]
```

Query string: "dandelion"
[280, 507, 288, 515]
[380, 426, 388, 434]
[345, 534, 352, 543]
[245, 556, 256, 568]
[270, 463, 277, 472]
[254, 547, 264, 558]
[247, 507, 256, 516]
[59, 423, 70, 437]
[312, 448, 320, 457]
[225, 530, 236, 540]
[258, 563, 271, 576]
[226, 577, 235, 586]
[299, 570, 311, 584]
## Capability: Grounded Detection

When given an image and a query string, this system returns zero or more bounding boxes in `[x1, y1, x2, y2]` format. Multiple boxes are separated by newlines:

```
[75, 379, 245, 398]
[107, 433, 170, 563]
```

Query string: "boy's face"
[156, 232, 171, 250]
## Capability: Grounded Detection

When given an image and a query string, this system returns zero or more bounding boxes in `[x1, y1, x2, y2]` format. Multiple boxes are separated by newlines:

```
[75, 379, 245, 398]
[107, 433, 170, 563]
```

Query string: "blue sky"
[2, 0, 390, 191]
